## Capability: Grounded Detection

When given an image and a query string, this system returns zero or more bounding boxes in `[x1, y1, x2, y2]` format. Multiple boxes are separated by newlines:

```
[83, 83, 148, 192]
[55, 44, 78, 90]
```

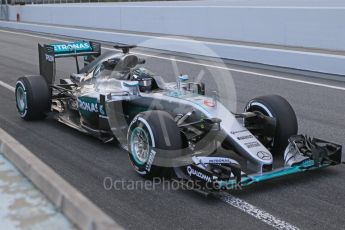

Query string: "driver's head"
[132, 67, 155, 92]
[133, 67, 154, 79]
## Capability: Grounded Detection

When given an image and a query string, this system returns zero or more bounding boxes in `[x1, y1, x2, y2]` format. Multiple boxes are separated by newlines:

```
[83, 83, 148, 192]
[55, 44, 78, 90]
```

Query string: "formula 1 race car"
[15, 41, 342, 192]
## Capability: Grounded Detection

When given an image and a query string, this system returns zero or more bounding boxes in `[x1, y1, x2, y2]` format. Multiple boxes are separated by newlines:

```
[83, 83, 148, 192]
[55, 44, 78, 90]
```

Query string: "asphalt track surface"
[0, 28, 345, 230]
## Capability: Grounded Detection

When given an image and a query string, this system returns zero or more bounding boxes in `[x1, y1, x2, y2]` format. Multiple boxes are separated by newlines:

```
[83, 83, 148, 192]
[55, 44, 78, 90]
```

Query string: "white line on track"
[220, 193, 300, 230]
[0, 29, 345, 92]
[0, 80, 15, 92]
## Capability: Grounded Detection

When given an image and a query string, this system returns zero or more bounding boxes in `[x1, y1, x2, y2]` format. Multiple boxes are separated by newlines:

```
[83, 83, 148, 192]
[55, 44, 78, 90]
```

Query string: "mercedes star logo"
[256, 151, 272, 160]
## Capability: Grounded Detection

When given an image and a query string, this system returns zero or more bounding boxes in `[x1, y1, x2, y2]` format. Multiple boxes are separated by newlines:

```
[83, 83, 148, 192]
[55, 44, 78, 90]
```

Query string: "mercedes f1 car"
[15, 41, 342, 192]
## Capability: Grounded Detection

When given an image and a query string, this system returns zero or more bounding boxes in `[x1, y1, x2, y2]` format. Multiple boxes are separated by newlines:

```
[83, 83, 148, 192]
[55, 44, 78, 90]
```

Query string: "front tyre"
[127, 111, 183, 178]
[15, 76, 50, 121]
[245, 95, 298, 155]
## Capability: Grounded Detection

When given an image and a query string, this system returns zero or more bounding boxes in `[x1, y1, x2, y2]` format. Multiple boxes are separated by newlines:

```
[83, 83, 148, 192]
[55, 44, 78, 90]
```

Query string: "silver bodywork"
[73, 60, 273, 173]
[17, 42, 341, 191]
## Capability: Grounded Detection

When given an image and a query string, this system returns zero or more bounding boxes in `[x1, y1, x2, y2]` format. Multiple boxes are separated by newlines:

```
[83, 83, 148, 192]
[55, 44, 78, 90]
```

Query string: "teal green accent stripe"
[216, 160, 333, 189]
[249, 160, 315, 183]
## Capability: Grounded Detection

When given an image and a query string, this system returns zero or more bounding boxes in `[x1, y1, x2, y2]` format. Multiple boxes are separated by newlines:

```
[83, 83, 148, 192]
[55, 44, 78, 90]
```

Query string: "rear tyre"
[245, 95, 298, 155]
[127, 110, 183, 178]
[15, 76, 50, 121]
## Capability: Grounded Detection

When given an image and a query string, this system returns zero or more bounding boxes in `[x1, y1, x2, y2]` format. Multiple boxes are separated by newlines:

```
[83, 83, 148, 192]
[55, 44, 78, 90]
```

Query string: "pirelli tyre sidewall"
[127, 111, 183, 178]
[15, 76, 50, 121]
[15, 81, 28, 118]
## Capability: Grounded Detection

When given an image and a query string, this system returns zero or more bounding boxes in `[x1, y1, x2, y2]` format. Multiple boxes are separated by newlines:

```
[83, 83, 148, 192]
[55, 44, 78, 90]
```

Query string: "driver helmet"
[132, 67, 155, 92]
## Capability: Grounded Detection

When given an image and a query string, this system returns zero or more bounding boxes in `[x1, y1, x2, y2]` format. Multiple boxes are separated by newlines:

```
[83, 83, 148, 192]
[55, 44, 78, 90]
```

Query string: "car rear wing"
[38, 41, 101, 85]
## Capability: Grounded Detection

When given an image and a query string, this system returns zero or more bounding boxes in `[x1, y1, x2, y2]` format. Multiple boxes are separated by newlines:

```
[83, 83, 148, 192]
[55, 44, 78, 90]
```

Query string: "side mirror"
[178, 75, 189, 82]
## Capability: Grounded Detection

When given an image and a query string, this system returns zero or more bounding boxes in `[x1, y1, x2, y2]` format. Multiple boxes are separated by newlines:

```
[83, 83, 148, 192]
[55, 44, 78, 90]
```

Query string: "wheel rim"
[130, 127, 150, 165]
[16, 85, 27, 114]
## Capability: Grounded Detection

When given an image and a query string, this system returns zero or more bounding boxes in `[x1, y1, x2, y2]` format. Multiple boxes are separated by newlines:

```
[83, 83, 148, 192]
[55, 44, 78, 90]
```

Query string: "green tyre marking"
[15, 82, 27, 115]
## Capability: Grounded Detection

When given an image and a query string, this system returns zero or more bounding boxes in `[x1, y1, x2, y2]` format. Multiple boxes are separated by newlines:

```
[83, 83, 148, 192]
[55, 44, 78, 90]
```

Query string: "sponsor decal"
[194, 157, 239, 166]
[230, 130, 248, 135]
[187, 166, 212, 183]
[256, 151, 272, 160]
[237, 134, 254, 140]
[208, 158, 231, 164]
[45, 54, 54, 62]
[145, 150, 156, 172]
[78, 98, 98, 113]
[203, 99, 216, 107]
[244, 141, 260, 148]
[52, 41, 92, 53]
